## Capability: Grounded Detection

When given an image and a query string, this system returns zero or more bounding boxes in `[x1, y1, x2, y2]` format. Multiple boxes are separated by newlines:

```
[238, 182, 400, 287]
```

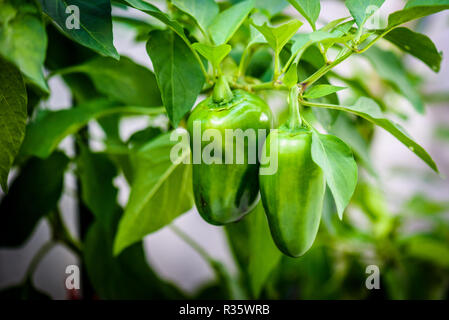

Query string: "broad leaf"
[311, 132, 358, 219]
[287, 0, 320, 29]
[382, 27, 442, 72]
[254, 20, 303, 54]
[304, 84, 346, 99]
[77, 146, 119, 230]
[147, 30, 205, 126]
[38, 0, 118, 59]
[0, 0, 48, 91]
[62, 56, 162, 107]
[345, 0, 385, 27]
[192, 43, 231, 70]
[172, 0, 219, 35]
[20, 99, 163, 159]
[308, 97, 438, 172]
[0, 152, 69, 247]
[0, 58, 27, 192]
[387, 0, 449, 29]
[283, 63, 298, 88]
[364, 46, 424, 113]
[405, 236, 449, 269]
[247, 202, 282, 298]
[209, 0, 254, 45]
[113, 131, 193, 255]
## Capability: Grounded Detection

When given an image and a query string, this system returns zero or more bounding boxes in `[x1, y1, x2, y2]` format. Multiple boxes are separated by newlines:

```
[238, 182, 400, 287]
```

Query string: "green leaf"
[255, 0, 289, 17]
[63, 56, 162, 107]
[147, 30, 205, 126]
[85, 220, 184, 299]
[0, 152, 69, 247]
[283, 63, 298, 88]
[382, 27, 442, 72]
[287, 0, 320, 29]
[329, 113, 376, 176]
[304, 84, 346, 99]
[311, 132, 358, 219]
[364, 46, 424, 113]
[308, 97, 439, 172]
[405, 237, 449, 269]
[209, 0, 254, 45]
[254, 20, 303, 54]
[0, 57, 27, 192]
[345, 0, 385, 27]
[192, 43, 231, 70]
[0, 0, 48, 91]
[387, 0, 449, 29]
[38, 0, 118, 59]
[113, 131, 193, 255]
[20, 99, 164, 159]
[247, 202, 282, 298]
[172, 0, 219, 35]
[77, 146, 119, 230]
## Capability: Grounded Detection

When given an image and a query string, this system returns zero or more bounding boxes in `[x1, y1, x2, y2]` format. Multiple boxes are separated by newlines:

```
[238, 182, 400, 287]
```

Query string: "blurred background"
[1, 0, 448, 299]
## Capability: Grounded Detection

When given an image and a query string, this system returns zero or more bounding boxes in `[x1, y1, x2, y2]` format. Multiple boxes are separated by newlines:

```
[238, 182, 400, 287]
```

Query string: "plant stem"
[288, 86, 302, 129]
[213, 75, 233, 103]
[24, 241, 55, 281]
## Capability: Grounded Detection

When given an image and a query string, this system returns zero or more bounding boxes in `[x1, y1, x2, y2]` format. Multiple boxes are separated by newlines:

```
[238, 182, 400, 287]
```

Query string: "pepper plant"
[0, 0, 448, 299]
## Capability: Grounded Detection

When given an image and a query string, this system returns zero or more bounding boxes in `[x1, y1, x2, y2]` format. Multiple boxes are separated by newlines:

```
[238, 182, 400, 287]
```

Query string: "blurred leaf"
[435, 126, 449, 142]
[147, 30, 205, 126]
[364, 46, 424, 113]
[172, 0, 219, 35]
[382, 27, 442, 72]
[209, 0, 254, 45]
[77, 145, 120, 230]
[192, 43, 231, 70]
[0, 57, 27, 192]
[254, 20, 303, 54]
[404, 194, 449, 215]
[38, 0, 118, 59]
[0, 279, 51, 300]
[255, 0, 288, 17]
[405, 237, 449, 269]
[85, 220, 185, 299]
[0, 152, 69, 247]
[387, 0, 449, 29]
[287, 0, 320, 28]
[64, 56, 162, 107]
[316, 97, 438, 172]
[114, 131, 193, 255]
[0, 0, 48, 91]
[329, 113, 376, 176]
[345, 0, 385, 27]
[304, 84, 346, 99]
[247, 203, 282, 298]
[311, 132, 358, 219]
[20, 99, 164, 159]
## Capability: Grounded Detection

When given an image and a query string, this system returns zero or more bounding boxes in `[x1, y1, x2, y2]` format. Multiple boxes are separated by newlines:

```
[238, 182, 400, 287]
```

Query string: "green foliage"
[288, 0, 321, 29]
[345, 0, 385, 27]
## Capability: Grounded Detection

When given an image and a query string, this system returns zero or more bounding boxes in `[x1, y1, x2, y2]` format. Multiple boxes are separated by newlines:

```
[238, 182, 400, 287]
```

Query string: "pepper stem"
[287, 86, 302, 129]
[213, 75, 233, 103]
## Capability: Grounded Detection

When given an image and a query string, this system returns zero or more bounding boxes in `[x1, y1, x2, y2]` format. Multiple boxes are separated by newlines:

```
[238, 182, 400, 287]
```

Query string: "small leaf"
[304, 84, 346, 99]
[345, 0, 385, 27]
[113, 131, 193, 255]
[0, 152, 69, 247]
[310, 97, 439, 173]
[247, 202, 282, 298]
[0, 0, 48, 91]
[172, 0, 219, 35]
[283, 63, 298, 88]
[287, 0, 321, 29]
[0, 58, 27, 192]
[382, 27, 442, 72]
[254, 20, 303, 54]
[311, 132, 358, 219]
[192, 43, 231, 70]
[387, 0, 449, 29]
[38, 0, 118, 59]
[147, 30, 205, 126]
[209, 0, 254, 45]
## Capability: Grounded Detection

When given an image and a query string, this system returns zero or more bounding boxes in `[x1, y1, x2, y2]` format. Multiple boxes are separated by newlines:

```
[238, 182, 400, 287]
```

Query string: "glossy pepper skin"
[187, 87, 272, 225]
[259, 88, 325, 257]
